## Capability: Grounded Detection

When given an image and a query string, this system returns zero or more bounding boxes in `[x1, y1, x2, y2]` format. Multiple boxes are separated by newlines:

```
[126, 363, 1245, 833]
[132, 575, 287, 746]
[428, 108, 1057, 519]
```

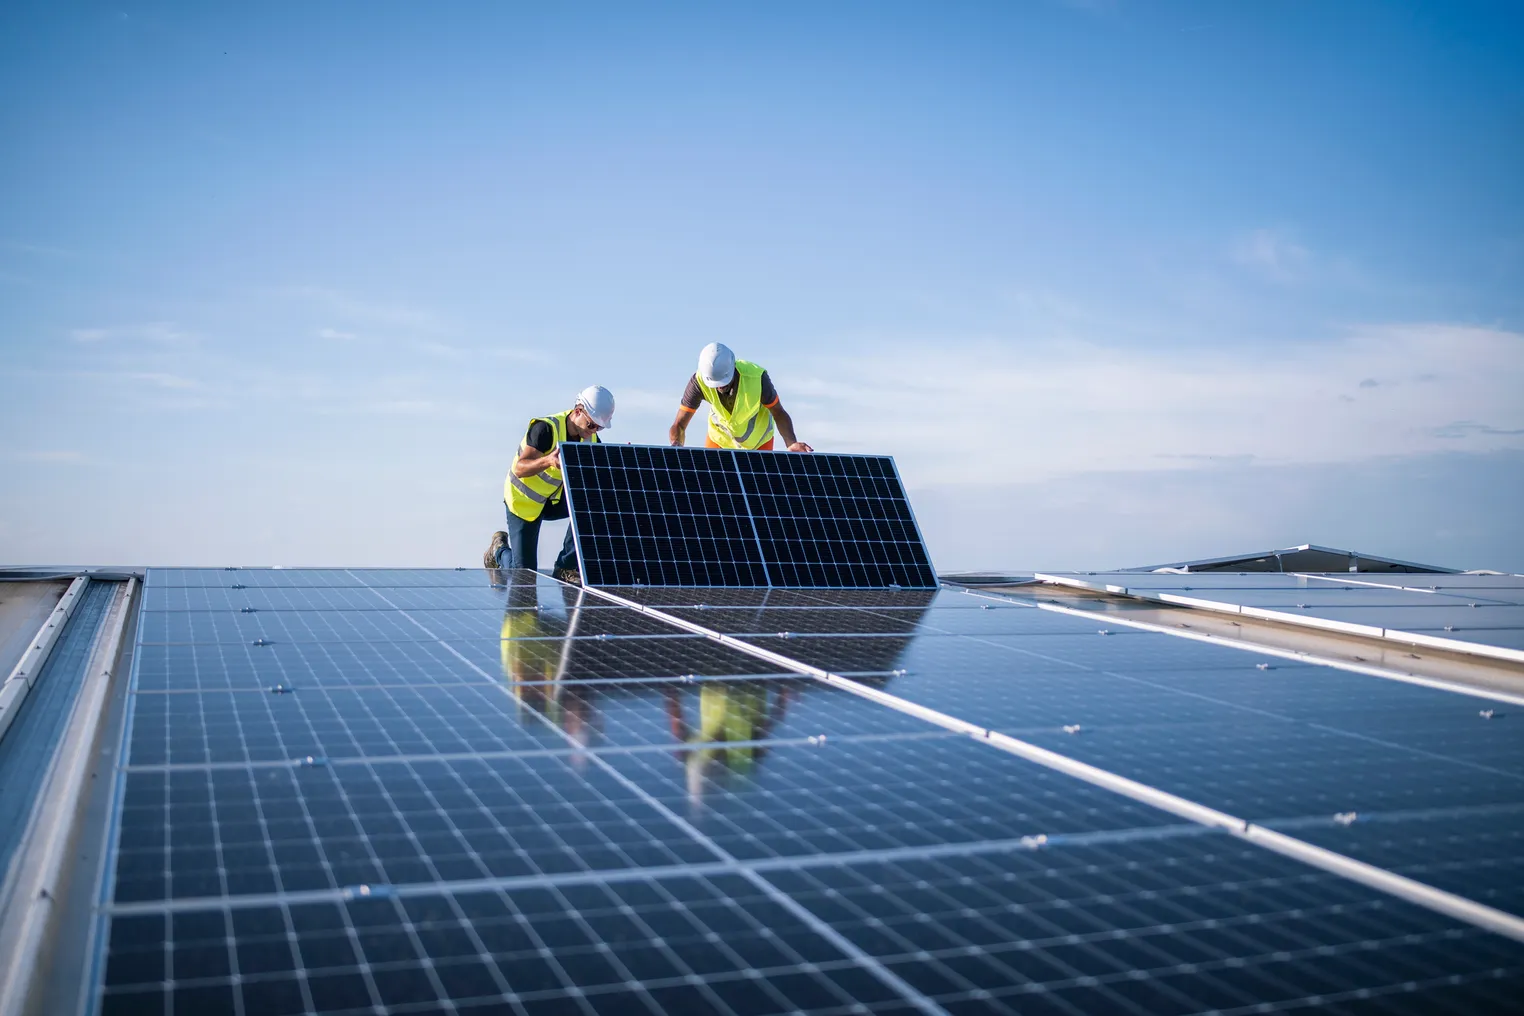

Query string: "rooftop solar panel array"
[560, 444, 937, 589]
[84, 568, 1524, 1015]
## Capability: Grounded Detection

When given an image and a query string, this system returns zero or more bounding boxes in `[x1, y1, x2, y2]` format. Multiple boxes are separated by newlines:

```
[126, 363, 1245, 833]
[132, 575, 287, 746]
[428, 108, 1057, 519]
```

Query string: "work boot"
[553, 568, 582, 586]
[484, 531, 508, 570]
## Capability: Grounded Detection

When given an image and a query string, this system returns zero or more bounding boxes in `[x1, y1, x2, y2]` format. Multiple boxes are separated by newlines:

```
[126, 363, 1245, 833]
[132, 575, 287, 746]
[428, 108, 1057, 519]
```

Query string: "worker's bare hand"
[787, 441, 813, 453]
[544, 449, 561, 470]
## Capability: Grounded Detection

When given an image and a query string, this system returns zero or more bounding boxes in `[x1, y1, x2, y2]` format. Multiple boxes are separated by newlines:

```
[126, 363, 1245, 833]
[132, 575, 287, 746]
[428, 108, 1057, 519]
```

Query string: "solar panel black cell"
[735, 450, 936, 590]
[560, 443, 936, 589]
[98, 876, 907, 1016]
[602, 736, 1179, 861]
[764, 845, 1524, 1015]
[561, 444, 770, 587]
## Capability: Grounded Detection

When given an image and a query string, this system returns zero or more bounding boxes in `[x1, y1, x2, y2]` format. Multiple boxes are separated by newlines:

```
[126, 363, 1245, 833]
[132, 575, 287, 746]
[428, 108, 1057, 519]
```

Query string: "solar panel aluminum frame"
[559, 443, 938, 590]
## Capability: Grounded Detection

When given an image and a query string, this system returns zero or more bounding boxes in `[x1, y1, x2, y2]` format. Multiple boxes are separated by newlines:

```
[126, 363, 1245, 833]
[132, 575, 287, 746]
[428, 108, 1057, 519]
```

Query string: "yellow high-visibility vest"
[696, 360, 775, 450]
[503, 410, 599, 521]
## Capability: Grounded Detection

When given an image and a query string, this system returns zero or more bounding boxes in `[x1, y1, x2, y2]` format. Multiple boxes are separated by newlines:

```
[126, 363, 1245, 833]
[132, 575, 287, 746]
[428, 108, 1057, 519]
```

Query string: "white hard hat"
[698, 342, 736, 388]
[575, 385, 615, 429]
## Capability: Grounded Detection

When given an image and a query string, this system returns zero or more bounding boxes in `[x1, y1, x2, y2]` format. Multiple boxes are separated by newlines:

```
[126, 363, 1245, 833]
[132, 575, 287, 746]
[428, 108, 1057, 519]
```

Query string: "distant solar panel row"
[561, 444, 936, 589]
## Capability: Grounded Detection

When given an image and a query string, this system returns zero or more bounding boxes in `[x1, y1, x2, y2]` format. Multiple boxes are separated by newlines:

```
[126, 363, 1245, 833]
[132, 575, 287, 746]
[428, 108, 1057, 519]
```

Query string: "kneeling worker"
[667, 342, 812, 452]
[485, 386, 614, 584]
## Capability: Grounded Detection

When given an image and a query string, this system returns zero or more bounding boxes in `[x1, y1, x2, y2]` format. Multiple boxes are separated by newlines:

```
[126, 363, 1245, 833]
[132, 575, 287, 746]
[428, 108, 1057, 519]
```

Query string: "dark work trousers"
[500, 501, 578, 573]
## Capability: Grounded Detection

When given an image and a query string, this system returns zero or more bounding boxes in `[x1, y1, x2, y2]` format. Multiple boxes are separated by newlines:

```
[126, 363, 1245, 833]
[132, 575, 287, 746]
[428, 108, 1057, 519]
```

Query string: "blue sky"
[3, 0, 1522, 571]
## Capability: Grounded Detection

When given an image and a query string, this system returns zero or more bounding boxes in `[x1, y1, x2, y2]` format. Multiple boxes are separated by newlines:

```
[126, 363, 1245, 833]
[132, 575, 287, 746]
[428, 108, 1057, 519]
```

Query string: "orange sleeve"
[676, 405, 696, 415]
[762, 397, 779, 408]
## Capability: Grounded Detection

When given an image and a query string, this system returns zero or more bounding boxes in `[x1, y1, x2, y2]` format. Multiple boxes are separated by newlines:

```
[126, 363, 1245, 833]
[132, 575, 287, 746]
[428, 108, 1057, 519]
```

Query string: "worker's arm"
[771, 402, 813, 453]
[511, 442, 560, 477]
[668, 406, 696, 447]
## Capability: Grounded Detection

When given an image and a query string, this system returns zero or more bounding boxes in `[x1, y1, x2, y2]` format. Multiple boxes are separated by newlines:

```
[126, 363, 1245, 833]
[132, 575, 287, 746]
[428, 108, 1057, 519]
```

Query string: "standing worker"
[668, 342, 813, 452]
[485, 386, 615, 584]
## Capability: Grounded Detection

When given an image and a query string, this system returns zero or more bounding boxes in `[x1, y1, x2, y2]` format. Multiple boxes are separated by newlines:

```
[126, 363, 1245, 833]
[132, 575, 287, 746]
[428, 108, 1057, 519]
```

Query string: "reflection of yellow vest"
[695, 683, 766, 768]
[500, 609, 553, 684]
[503, 410, 600, 521]
[696, 361, 774, 449]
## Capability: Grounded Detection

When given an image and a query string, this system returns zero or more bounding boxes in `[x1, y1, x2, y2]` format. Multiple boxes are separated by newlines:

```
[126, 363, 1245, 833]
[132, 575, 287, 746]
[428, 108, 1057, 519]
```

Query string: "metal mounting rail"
[0, 578, 89, 746]
[0, 579, 135, 1016]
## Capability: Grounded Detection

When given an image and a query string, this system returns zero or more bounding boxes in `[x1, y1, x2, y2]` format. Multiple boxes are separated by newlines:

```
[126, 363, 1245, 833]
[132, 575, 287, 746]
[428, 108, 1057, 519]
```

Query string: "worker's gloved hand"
[787, 441, 813, 453]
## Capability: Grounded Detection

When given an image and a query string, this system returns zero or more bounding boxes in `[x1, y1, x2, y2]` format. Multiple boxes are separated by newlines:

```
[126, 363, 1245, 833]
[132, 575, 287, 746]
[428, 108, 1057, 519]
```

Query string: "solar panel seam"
[576, 582, 1524, 947]
[728, 446, 775, 588]
[334, 570, 951, 1015]
[548, 753, 950, 1015]
[118, 730, 960, 775]
[560, 443, 936, 589]
[102, 822, 1243, 917]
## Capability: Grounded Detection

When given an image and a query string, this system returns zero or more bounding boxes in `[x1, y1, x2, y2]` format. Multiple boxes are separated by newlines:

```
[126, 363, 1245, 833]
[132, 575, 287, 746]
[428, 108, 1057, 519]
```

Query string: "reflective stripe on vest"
[504, 410, 599, 521]
[697, 360, 773, 450]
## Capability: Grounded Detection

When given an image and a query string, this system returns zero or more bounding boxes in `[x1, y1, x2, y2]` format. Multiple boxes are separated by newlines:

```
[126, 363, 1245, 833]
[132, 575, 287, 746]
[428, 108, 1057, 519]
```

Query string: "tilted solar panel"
[560, 444, 937, 589]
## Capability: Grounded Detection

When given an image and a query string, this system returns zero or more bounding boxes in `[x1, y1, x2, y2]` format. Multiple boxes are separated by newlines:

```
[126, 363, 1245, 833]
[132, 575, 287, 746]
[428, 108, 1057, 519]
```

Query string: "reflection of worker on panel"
[499, 574, 595, 753]
[664, 682, 795, 804]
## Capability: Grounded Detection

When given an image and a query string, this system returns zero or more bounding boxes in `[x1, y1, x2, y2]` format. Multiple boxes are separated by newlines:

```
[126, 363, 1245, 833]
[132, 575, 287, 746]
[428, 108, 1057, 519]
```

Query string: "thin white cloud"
[12, 450, 86, 463]
[791, 322, 1524, 486]
[289, 286, 440, 331]
[125, 372, 201, 390]
[0, 239, 76, 257]
[1433, 421, 1524, 439]
[413, 340, 550, 365]
[604, 387, 680, 415]
[316, 327, 358, 341]
[69, 321, 196, 344]
[1231, 228, 1310, 282]
[316, 398, 493, 422]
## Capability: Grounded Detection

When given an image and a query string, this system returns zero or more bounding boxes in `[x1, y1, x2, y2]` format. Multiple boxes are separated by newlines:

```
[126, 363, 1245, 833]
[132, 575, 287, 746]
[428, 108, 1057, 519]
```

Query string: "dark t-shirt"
[679, 371, 779, 411]
[524, 418, 593, 453]
[521, 418, 583, 519]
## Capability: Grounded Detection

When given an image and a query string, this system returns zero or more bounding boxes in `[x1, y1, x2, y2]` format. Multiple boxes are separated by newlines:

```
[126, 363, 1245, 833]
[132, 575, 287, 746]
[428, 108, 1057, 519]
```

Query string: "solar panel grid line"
[734, 450, 933, 589]
[985, 728, 1524, 946]
[760, 850, 1518, 1016]
[768, 867, 1200, 1016]
[1086, 665, 1524, 784]
[560, 739, 950, 1015]
[785, 851, 1524, 1011]
[1214, 973, 1520, 1016]
[560, 442, 936, 589]
[105, 727, 967, 773]
[102, 821, 1223, 920]
[559, 444, 769, 588]
[726, 443, 774, 587]
[578, 582, 1524, 947]
[963, 586, 1524, 709]
[334, 570, 953, 1014]
[904, 622, 1524, 783]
